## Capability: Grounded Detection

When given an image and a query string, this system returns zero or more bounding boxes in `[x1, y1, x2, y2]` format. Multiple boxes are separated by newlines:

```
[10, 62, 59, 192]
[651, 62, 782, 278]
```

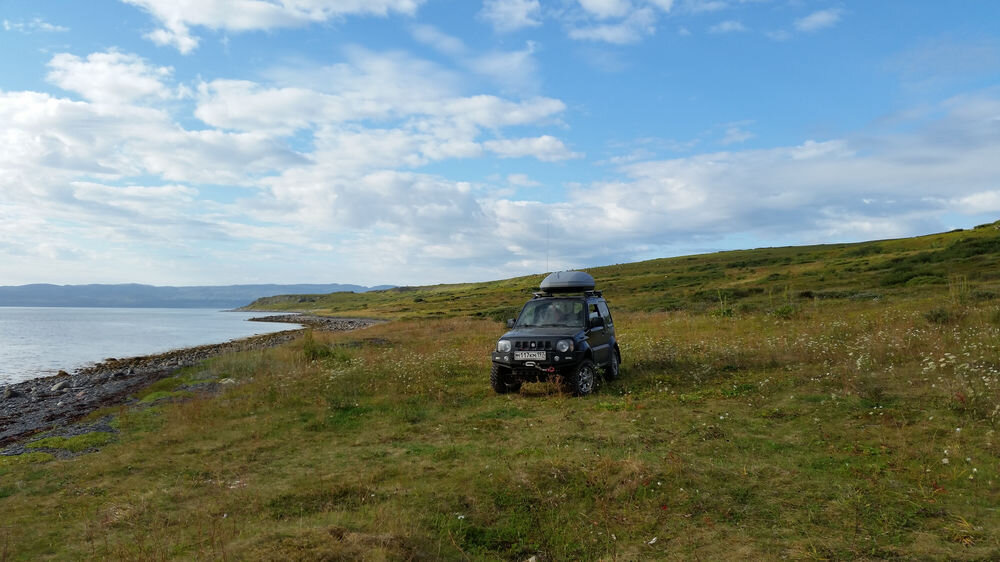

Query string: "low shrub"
[924, 307, 959, 325]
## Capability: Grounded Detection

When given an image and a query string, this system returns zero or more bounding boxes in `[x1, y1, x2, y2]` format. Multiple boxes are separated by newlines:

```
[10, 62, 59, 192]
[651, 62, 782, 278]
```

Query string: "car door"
[586, 301, 611, 366]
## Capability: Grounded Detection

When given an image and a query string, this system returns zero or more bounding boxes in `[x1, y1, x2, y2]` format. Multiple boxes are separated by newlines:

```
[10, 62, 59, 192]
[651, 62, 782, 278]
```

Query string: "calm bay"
[0, 307, 300, 385]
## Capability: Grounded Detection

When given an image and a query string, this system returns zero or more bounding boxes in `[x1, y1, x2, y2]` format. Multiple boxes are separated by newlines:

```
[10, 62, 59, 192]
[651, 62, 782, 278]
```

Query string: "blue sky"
[1, 1, 999, 286]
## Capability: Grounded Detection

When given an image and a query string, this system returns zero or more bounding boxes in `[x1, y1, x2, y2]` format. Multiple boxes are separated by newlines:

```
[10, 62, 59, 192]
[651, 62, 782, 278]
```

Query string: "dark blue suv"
[490, 271, 621, 396]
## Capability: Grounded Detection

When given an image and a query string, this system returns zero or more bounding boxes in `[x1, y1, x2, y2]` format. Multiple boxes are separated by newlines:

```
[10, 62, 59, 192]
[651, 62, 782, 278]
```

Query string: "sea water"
[0, 307, 300, 385]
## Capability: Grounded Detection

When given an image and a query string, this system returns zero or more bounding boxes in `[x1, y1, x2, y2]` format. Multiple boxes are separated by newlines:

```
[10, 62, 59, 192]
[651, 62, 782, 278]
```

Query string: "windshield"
[514, 299, 586, 328]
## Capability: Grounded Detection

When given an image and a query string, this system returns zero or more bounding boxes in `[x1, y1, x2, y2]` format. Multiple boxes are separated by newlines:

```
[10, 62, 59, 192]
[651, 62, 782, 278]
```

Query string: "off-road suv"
[490, 271, 621, 396]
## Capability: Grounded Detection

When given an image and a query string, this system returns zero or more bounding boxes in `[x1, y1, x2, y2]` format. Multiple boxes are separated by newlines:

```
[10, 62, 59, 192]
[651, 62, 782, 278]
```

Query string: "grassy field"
[2, 224, 1000, 560]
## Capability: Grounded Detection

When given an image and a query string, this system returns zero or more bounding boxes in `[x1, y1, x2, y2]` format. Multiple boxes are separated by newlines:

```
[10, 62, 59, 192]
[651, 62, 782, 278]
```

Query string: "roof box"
[540, 270, 595, 293]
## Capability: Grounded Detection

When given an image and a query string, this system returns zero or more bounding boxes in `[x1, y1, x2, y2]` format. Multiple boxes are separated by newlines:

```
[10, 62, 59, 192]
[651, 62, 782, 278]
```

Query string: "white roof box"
[540, 270, 595, 293]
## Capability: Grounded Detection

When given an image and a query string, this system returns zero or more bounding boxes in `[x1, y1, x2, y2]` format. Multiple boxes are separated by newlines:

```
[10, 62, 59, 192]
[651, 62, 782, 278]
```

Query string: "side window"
[588, 303, 600, 322]
[597, 302, 613, 326]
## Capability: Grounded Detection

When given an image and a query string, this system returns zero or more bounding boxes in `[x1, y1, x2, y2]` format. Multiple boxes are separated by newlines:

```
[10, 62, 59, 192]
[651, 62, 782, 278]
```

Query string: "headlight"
[497, 340, 512, 353]
[556, 339, 573, 353]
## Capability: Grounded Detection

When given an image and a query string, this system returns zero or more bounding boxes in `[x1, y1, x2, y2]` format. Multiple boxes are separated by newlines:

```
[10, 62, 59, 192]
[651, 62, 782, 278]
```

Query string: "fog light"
[554, 355, 560, 361]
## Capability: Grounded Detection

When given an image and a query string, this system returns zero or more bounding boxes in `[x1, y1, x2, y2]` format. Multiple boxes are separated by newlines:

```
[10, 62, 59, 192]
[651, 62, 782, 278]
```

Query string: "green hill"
[3, 222, 1000, 559]
[246, 221, 1000, 319]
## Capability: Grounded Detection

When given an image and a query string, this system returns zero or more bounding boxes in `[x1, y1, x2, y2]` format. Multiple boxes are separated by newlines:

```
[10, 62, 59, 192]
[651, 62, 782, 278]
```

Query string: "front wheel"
[569, 360, 597, 396]
[490, 364, 521, 394]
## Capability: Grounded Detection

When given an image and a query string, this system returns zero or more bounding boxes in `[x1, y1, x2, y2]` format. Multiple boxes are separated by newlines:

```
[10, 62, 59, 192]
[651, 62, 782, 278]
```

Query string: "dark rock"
[1, 320, 372, 447]
[57, 370, 69, 377]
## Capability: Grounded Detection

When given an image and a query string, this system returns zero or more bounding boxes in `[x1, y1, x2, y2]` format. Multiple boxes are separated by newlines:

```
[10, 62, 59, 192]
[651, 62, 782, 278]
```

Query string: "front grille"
[514, 340, 553, 350]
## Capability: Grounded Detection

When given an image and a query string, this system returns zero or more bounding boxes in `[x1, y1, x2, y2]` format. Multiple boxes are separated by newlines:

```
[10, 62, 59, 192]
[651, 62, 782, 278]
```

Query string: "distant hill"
[243, 221, 1000, 319]
[0, 283, 394, 309]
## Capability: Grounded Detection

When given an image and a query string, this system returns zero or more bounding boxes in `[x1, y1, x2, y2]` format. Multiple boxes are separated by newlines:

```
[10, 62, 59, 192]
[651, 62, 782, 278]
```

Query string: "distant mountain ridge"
[0, 283, 394, 309]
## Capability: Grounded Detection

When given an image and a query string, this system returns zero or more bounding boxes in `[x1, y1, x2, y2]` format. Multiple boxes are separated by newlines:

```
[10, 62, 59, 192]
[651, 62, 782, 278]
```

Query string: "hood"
[501, 327, 585, 339]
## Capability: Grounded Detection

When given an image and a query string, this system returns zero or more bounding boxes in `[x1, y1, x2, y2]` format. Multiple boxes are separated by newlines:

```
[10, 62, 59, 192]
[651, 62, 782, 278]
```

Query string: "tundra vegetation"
[2, 223, 1000, 559]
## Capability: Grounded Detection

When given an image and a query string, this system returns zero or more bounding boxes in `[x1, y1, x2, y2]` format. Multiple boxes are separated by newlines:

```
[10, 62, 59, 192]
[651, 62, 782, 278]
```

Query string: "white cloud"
[560, 95, 1000, 246]
[472, 42, 540, 93]
[569, 7, 657, 44]
[403, 91, 999, 277]
[3, 18, 68, 33]
[794, 9, 842, 32]
[720, 125, 754, 145]
[258, 169, 484, 232]
[0, 174, 238, 285]
[709, 20, 746, 34]
[1, 44, 582, 284]
[195, 80, 338, 133]
[122, 0, 426, 53]
[409, 26, 540, 93]
[557, 0, 688, 45]
[0, 86, 304, 185]
[679, 0, 727, 13]
[578, 0, 633, 20]
[195, 47, 562, 136]
[507, 173, 541, 187]
[411, 24, 468, 56]
[46, 50, 176, 105]
[479, 0, 542, 33]
[485, 135, 582, 161]
[647, 0, 675, 11]
[145, 24, 200, 54]
[886, 38, 1000, 93]
[442, 95, 567, 127]
[948, 191, 1000, 214]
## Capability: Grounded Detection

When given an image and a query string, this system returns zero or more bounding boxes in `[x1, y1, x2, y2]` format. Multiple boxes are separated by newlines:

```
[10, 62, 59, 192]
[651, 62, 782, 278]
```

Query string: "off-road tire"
[490, 363, 521, 394]
[603, 350, 620, 381]
[569, 359, 597, 396]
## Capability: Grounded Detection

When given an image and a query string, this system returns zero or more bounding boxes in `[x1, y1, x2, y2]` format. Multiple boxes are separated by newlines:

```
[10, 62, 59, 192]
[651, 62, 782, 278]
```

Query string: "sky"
[1, 1, 999, 287]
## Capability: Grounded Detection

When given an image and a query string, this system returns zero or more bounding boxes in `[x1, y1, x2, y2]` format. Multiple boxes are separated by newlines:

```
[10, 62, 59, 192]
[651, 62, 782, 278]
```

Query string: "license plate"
[514, 351, 546, 360]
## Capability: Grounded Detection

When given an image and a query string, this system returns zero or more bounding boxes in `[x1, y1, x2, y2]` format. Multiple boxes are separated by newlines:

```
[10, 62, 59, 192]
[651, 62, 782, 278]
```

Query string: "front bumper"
[490, 350, 583, 380]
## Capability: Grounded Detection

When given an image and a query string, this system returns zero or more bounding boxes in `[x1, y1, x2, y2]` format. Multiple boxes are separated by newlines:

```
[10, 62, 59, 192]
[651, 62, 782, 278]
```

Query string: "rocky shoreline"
[0, 315, 379, 447]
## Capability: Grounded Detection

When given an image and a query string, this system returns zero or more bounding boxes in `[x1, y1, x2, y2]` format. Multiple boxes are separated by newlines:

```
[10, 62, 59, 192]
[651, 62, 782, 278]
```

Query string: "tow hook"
[525, 362, 556, 373]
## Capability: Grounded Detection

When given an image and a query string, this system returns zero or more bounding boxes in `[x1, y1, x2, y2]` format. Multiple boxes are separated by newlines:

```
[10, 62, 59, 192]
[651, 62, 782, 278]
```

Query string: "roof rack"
[531, 289, 603, 299]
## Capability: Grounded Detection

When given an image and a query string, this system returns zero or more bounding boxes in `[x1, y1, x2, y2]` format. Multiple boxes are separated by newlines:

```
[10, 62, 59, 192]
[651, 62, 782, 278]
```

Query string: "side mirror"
[506, 318, 515, 329]
[590, 316, 605, 329]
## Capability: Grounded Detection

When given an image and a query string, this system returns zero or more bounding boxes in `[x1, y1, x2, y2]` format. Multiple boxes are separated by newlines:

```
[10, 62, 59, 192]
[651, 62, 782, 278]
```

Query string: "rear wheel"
[490, 364, 521, 394]
[569, 360, 597, 396]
